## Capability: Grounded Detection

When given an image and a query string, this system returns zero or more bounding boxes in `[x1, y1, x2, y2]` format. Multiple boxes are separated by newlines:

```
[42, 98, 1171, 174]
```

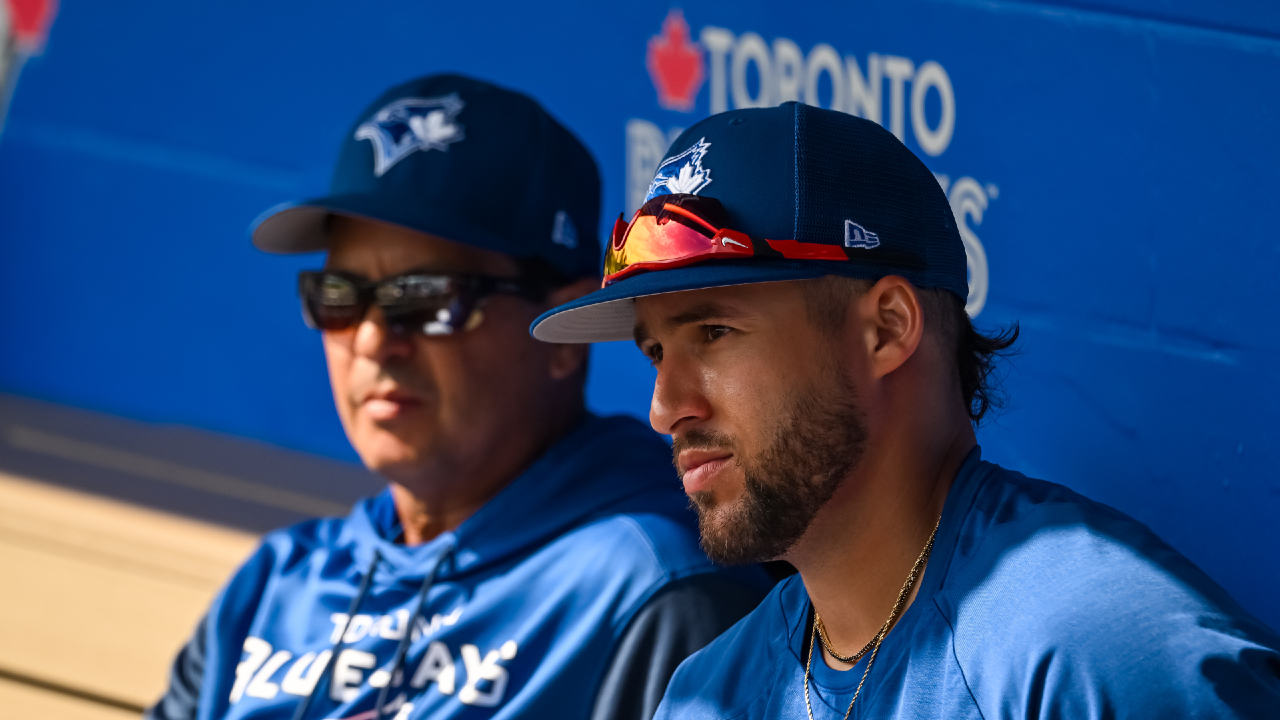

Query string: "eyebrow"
[633, 302, 748, 346]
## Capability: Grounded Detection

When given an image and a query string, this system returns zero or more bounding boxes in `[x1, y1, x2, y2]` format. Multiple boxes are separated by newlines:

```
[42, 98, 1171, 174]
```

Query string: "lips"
[360, 388, 424, 421]
[678, 449, 734, 494]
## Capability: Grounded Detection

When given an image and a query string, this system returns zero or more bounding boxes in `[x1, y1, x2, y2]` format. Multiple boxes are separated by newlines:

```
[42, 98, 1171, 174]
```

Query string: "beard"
[677, 369, 867, 565]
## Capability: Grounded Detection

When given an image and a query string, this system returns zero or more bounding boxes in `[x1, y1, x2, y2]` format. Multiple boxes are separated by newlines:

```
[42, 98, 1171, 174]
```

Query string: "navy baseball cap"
[252, 74, 601, 280]
[531, 102, 966, 342]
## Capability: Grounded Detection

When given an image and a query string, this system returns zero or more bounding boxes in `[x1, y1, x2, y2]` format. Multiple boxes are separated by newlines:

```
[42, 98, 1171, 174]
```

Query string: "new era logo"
[844, 221, 880, 249]
[552, 211, 578, 249]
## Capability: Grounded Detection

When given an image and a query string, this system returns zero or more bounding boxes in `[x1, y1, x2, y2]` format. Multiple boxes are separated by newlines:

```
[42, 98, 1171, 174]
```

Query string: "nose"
[649, 354, 712, 436]
[350, 305, 414, 362]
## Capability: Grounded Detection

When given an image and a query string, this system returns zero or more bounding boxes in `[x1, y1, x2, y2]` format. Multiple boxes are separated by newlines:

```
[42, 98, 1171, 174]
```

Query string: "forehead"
[633, 281, 809, 336]
[325, 215, 519, 278]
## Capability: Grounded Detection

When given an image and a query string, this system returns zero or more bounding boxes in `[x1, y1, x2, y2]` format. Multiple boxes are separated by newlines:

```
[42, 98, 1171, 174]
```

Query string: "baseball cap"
[252, 74, 601, 280]
[531, 102, 966, 342]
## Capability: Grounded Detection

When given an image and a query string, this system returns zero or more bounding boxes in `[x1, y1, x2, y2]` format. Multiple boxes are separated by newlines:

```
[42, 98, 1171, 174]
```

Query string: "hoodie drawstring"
[292, 548, 382, 720]
[373, 541, 456, 720]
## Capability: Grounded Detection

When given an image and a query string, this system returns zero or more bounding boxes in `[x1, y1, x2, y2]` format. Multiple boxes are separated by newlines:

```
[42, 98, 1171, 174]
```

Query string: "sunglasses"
[604, 193, 903, 287]
[298, 270, 546, 336]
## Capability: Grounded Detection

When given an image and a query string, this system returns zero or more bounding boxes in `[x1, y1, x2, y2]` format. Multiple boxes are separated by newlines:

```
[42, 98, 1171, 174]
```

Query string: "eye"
[704, 325, 732, 342]
[643, 342, 664, 365]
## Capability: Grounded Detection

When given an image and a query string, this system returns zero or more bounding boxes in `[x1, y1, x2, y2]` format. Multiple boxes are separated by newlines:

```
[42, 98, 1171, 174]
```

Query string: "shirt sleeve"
[144, 613, 208, 720]
[590, 571, 769, 720]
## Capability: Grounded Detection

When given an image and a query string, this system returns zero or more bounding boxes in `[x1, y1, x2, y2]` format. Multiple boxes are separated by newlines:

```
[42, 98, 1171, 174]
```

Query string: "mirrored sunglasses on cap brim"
[602, 194, 919, 287]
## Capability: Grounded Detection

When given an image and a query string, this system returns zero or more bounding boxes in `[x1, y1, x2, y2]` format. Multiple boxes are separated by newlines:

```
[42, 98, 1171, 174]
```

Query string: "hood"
[336, 414, 684, 586]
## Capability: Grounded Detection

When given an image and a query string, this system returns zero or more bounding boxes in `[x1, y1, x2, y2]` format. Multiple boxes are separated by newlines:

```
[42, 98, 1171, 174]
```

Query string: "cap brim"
[531, 261, 833, 343]
[251, 193, 410, 254]
[250, 202, 332, 253]
[250, 193, 527, 257]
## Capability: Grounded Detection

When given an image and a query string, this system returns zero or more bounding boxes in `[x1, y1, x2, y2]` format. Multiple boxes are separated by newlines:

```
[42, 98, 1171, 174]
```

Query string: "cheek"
[707, 371, 756, 415]
[701, 350, 797, 454]
[429, 325, 546, 417]
[322, 334, 357, 416]
[700, 353, 772, 424]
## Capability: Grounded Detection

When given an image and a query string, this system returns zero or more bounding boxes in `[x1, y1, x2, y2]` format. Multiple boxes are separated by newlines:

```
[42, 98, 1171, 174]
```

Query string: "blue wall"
[1, 0, 1276, 627]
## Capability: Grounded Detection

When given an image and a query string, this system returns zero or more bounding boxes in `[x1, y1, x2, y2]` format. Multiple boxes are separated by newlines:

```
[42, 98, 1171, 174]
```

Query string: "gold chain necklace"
[804, 514, 942, 720]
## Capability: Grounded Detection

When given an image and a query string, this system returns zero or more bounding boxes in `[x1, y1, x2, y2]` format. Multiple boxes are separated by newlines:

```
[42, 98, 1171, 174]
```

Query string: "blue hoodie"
[151, 415, 768, 720]
[655, 448, 1280, 719]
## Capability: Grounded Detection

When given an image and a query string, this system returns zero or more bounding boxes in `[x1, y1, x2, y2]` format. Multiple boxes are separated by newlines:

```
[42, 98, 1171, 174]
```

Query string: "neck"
[786, 405, 975, 670]
[389, 396, 586, 546]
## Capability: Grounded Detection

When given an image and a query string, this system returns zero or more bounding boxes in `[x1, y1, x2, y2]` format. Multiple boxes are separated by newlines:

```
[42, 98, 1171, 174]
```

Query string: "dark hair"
[801, 276, 1018, 423]
[926, 289, 1019, 422]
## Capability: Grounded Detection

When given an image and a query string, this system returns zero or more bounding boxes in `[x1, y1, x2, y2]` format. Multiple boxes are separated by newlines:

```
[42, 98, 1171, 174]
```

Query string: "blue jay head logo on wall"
[645, 138, 712, 201]
[355, 94, 465, 177]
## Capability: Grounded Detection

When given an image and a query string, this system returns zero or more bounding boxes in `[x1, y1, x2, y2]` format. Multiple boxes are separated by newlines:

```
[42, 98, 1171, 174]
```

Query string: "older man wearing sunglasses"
[146, 74, 768, 720]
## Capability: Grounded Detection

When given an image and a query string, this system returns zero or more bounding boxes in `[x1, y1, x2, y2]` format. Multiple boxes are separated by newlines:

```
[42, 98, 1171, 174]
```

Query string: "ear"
[856, 275, 924, 379]
[543, 276, 601, 381]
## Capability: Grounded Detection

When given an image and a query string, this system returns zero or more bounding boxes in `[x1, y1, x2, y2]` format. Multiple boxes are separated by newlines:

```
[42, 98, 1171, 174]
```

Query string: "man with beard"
[532, 103, 1280, 718]
[146, 75, 769, 720]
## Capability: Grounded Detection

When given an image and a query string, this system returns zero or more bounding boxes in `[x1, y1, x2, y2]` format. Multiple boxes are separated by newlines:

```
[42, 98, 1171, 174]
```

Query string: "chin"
[353, 429, 431, 476]
[701, 507, 745, 541]
[689, 492, 739, 535]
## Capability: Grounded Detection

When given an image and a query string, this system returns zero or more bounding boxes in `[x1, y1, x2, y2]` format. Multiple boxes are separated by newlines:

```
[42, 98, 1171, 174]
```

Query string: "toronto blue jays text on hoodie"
[151, 415, 766, 720]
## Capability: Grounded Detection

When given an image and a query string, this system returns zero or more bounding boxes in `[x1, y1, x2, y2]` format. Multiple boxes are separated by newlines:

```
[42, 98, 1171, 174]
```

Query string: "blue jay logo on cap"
[645, 138, 712, 201]
[355, 94, 465, 177]
[844, 220, 881, 249]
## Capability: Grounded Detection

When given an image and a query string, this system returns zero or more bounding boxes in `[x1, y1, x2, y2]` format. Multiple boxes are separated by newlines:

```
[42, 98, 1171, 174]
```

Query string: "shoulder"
[532, 510, 723, 625]
[945, 462, 1253, 622]
[215, 511, 358, 606]
[656, 576, 801, 720]
[941, 462, 1280, 717]
[579, 510, 712, 578]
[522, 414, 710, 584]
[253, 512, 352, 565]
[611, 567, 774, 659]
[590, 570, 773, 720]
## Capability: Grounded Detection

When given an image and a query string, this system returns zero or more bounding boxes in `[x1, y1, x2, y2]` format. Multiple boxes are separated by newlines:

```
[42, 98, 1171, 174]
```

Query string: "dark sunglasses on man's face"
[297, 270, 547, 336]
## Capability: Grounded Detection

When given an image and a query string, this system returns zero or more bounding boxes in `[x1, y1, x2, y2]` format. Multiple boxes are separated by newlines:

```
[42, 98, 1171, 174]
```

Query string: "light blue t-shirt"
[655, 448, 1280, 719]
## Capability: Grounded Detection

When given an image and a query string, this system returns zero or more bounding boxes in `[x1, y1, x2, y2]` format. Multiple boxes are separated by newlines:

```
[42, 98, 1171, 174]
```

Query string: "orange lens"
[603, 214, 755, 285]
